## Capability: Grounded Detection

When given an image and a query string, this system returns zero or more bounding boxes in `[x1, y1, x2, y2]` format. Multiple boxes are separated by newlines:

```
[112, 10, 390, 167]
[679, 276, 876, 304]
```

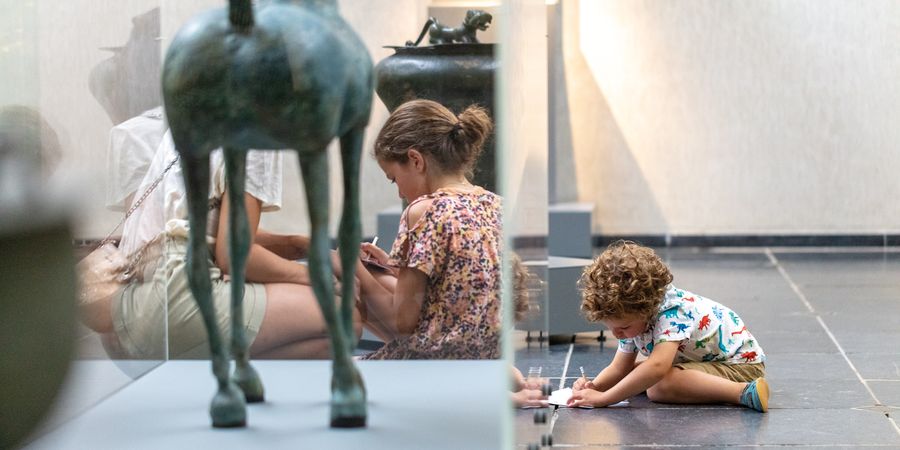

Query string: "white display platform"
[26, 360, 507, 450]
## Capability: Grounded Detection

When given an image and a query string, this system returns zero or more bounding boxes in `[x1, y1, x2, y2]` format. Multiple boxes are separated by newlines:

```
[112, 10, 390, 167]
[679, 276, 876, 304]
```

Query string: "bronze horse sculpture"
[162, 0, 371, 428]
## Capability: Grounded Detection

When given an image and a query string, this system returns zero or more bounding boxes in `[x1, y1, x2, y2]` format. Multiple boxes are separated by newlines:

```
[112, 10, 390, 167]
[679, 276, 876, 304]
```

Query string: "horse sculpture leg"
[299, 150, 367, 428]
[223, 148, 265, 403]
[337, 128, 364, 353]
[180, 153, 247, 428]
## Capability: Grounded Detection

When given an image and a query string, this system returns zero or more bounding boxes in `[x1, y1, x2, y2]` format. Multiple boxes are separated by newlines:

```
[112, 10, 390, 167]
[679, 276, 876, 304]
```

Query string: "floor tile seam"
[766, 249, 886, 410]
[535, 445, 900, 448]
[814, 315, 885, 406]
[890, 416, 900, 438]
[547, 343, 576, 436]
[765, 249, 816, 314]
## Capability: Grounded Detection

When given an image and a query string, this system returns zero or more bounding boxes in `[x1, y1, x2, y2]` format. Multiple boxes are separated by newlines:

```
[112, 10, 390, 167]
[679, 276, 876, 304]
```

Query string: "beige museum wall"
[0, 1, 39, 108]
[552, 0, 900, 236]
[499, 0, 549, 238]
[33, 0, 546, 240]
[33, 0, 427, 239]
[34, 0, 161, 238]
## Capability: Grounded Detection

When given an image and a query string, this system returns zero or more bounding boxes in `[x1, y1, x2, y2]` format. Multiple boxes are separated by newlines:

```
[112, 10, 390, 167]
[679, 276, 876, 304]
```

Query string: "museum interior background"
[2, 0, 899, 448]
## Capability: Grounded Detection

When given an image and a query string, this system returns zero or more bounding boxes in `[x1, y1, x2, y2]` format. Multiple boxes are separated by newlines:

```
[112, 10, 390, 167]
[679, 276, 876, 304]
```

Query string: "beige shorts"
[112, 237, 267, 359]
[673, 361, 766, 382]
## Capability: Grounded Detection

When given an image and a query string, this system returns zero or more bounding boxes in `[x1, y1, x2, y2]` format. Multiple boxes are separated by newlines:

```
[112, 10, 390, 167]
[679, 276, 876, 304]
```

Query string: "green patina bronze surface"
[406, 10, 493, 46]
[162, 0, 372, 428]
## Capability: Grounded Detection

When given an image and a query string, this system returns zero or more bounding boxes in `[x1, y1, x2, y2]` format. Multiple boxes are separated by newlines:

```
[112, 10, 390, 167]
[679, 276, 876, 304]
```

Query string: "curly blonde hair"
[509, 252, 533, 322]
[579, 241, 672, 324]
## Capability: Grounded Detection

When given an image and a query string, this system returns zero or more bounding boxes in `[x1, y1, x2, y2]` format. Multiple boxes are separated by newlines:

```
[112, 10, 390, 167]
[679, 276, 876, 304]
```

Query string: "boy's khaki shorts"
[673, 361, 766, 382]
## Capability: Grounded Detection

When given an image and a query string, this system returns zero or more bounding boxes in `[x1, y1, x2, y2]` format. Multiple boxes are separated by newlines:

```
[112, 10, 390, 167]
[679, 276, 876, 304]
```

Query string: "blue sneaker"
[740, 378, 769, 412]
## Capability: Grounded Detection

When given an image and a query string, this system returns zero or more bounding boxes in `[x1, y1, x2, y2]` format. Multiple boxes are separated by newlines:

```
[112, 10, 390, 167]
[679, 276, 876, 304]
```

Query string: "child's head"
[373, 99, 492, 201]
[579, 241, 673, 339]
[509, 252, 533, 322]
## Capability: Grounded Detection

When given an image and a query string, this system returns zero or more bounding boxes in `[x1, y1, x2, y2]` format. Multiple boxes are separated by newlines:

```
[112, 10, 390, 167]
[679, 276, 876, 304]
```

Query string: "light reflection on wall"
[563, 0, 900, 236]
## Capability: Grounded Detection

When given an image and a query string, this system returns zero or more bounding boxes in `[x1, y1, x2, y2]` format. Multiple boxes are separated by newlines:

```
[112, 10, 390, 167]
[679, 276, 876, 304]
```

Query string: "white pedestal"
[548, 202, 594, 259]
[516, 257, 602, 336]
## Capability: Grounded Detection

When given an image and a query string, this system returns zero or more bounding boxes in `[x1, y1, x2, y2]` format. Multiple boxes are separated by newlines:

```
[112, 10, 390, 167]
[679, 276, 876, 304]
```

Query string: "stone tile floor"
[514, 248, 900, 448]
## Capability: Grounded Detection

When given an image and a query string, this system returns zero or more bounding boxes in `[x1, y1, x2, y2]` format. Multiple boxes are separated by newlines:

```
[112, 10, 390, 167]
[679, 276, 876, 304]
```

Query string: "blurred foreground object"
[0, 136, 77, 447]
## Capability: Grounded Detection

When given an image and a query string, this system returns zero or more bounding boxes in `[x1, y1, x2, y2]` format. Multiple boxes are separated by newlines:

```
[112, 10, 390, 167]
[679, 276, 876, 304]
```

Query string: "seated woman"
[111, 130, 359, 359]
[352, 99, 502, 360]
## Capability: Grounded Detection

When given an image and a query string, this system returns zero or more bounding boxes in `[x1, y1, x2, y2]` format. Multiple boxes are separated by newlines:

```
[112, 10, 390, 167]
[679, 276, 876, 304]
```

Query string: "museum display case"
[0, 1, 557, 448]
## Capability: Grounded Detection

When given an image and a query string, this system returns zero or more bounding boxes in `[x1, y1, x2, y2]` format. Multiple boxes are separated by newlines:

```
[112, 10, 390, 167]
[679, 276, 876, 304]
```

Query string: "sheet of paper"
[548, 388, 630, 408]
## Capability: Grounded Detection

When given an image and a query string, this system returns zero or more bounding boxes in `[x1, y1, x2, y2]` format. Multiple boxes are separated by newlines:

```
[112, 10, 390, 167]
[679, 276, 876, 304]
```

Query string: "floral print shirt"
[361, 187, 502, 360]
[618, 285, 766, 365]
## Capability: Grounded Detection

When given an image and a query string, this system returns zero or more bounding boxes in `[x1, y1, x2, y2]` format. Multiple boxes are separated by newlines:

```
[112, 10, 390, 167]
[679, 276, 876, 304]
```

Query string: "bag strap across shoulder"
[98, 156, 180, 248]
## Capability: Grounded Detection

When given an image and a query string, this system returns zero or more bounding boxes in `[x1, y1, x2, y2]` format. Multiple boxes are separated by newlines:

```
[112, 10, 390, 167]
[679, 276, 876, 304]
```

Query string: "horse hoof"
[330, 415, 366, 428]
[232, 364, 266, 403]
[210, 383, 247, 428]
[212, 417, 247, 428]
[329, 396, 367, 428]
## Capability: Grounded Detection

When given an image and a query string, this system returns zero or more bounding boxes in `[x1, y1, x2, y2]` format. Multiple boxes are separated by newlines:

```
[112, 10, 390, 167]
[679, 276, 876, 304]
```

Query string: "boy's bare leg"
[645, 367, 746, 405]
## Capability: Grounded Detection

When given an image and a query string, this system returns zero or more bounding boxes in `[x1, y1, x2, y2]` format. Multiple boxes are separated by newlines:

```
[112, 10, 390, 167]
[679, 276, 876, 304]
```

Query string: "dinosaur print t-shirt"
[618, 286, 766, 365]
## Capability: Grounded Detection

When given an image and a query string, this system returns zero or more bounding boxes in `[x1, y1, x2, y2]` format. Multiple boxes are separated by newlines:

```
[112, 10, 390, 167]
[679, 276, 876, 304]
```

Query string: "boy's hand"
[572, 377, 595, 391]
[512, 388, 549, 408]
[523, 377, 548, 391]
[567, 388, 608, 408]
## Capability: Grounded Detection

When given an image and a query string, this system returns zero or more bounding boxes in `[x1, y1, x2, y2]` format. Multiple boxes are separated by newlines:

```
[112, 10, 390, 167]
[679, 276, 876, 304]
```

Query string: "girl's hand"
[360, 242, 390, 266]
[360, 243, 398, 276]
[567, 388, 608, 408]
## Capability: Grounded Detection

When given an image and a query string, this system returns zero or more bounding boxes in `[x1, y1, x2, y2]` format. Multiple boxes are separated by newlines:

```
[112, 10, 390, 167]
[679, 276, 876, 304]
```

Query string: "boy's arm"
[574, 350, 636, 391]
[569, 341, 679, 407]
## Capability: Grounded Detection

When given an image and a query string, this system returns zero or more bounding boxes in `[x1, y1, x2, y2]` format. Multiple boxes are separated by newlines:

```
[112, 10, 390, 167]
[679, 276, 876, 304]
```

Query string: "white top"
[118, 130, 284, 257]
[105, 107, 167, 211]
[617, 285, 766, 365]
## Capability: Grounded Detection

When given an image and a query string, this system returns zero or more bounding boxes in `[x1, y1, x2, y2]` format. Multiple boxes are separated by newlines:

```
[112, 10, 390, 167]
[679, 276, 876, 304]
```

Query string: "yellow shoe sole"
[755, 378, 769, 412]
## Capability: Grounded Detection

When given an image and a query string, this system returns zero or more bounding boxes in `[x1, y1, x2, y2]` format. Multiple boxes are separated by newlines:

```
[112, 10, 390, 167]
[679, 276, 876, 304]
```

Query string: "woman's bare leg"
[249, 283, 361, 359]
[254, 337, 332, 359]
